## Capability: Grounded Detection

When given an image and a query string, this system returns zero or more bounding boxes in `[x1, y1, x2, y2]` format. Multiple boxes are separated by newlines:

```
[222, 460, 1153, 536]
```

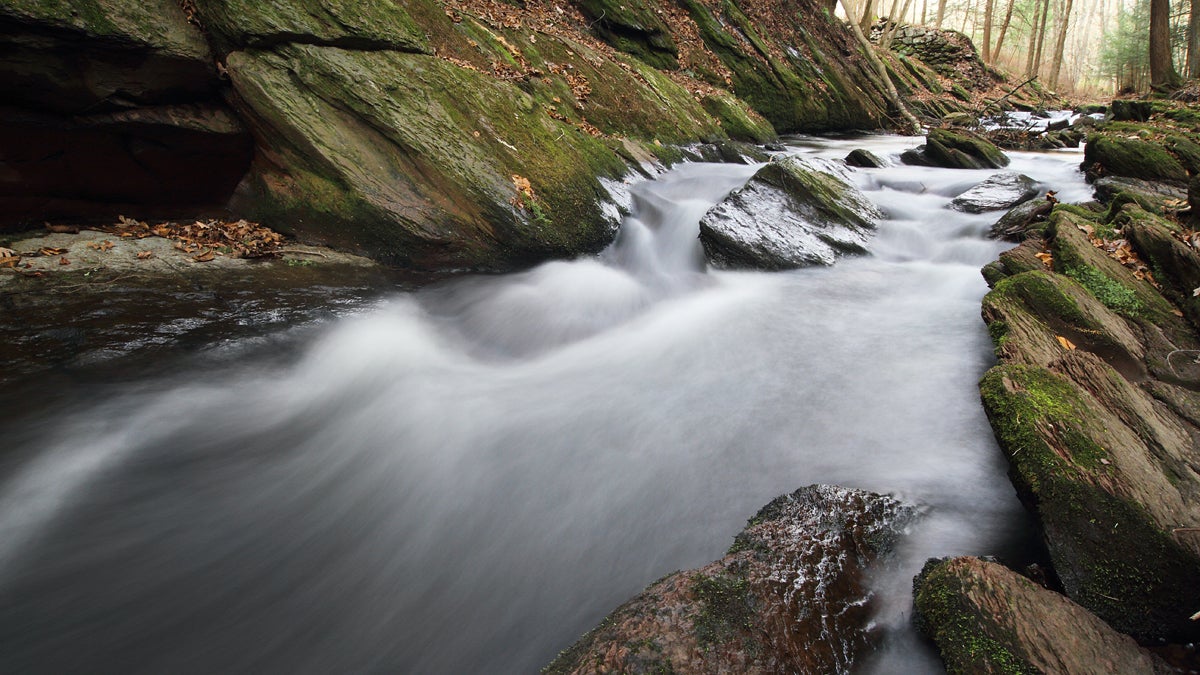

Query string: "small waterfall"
[0, 137, 1089, 674]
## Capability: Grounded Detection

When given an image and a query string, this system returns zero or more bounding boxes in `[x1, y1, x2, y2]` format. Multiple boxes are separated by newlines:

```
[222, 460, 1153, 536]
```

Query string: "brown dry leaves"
[1075, 222, 1159, 287]
[104, 216, 285, 260]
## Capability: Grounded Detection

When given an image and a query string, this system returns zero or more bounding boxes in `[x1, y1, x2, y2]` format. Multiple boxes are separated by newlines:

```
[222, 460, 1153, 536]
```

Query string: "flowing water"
[0, 136, 1092, 673]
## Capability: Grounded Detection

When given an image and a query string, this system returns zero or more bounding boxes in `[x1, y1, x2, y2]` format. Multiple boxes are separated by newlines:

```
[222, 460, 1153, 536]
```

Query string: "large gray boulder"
[545, 485, 917, 674]
[950, 172, 1040, 213]
[699, 156, 883, 269]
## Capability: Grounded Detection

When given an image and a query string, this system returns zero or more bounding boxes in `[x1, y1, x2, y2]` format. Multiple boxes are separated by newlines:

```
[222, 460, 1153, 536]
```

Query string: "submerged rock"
[699, 156, 883, 269]
[949, 172, 1040, 213]
[914, 557, 1172, 674]
[901, 129, 1010, 170]
[543, 485, 918, 674]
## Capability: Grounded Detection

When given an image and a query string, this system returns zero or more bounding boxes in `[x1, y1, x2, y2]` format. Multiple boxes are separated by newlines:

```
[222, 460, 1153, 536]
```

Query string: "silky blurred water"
[0, 136, 1090, 673]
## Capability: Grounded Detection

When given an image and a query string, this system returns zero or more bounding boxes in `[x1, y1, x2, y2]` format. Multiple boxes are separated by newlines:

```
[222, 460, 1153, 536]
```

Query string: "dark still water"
[0, 137, 1091, 673]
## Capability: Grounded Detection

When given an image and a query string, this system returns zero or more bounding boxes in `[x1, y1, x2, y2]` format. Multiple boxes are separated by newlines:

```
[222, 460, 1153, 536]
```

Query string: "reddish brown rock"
[543, 484, 917, 674]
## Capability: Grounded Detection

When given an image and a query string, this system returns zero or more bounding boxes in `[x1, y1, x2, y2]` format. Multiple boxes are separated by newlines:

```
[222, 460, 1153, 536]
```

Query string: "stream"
[0, 135, 1092, 673]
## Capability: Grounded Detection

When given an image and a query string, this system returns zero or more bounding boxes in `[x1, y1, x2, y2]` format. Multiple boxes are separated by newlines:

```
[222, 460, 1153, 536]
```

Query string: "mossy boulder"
[1048, 210, 1180, 325]
[914, 557, 1172, 674]
[699, 156, 883, 269]
[845, 148, 888, 168]
[988, 198, 1053, 241]
[979, 361, 1200, 642]
[903, 129, 1010, 170]
[225, 46, 631, 270]
[1083, 135, 1188, 184]
[544, 485, 917, 674]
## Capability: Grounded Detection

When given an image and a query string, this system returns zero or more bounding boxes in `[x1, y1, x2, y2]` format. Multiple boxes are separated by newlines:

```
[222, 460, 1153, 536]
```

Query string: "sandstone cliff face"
[2, 0, 939, 270]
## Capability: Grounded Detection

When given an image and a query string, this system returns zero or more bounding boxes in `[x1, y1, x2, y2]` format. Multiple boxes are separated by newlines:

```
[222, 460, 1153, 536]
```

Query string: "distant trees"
[841, 0, 1200, 92]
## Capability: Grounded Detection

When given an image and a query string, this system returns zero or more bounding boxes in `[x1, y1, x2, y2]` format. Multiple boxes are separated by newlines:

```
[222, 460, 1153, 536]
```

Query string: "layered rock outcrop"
[2, 0, 950, 271]
[979, 201, 1200, 643]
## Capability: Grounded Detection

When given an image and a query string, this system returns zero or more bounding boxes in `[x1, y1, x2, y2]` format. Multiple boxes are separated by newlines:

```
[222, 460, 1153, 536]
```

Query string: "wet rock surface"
[915, 557, 1173, 674]
[544, 484, 917, 674]
[949, 172, 1040, 213]
[699, 156, 882, 269]
[979, 199, 1200, 642]
[902, 128, 1010, 170]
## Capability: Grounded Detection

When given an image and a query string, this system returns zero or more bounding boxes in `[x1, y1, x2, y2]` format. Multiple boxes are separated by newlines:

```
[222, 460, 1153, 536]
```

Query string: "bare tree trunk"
[1151, 0, 1181, 87]
[1189, 0, 1200, 78]
[840, 0, 922, 134]
[993, 0, 1016, 61]
[936, 0, 947, 28]
[1048, 0, 1074, 87]
[1031, 0, 1051, 78]
[982, 0, 995, 61]
[922, 0, 928, 24]
[860, 0, 876, 31]
[1024, 0, 1043, 76]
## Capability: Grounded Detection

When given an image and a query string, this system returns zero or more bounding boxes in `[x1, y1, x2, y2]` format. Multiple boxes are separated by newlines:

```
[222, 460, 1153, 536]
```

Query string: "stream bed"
[0, 135, 1093, 673]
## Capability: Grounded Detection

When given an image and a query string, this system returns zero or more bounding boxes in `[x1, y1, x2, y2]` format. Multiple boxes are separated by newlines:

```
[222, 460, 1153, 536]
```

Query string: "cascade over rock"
[544, 485, 917, 674]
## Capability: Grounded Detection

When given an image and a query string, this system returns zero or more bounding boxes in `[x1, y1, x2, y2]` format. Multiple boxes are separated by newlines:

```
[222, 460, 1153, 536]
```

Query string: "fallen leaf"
[39, 247, 67, 256]
[193, 249, 215, 263]
[1100, 458, 1111, 465]
[1174, 309, 1185, 317]
[1035, 251, 1053, 267]
[136, 250, 154, 260]
[58, 256, 70, 265]
[0, 255, 19, 268]
[1193, 287, 1200, 297]
[87, 240, 115, 252]
[1056, 335, 1076, 350]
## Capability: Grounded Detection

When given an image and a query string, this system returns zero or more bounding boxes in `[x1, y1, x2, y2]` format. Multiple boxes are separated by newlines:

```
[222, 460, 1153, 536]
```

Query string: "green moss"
[914, 560, 1038, 675]
[575, 0, 678, 69]
[1164, 134, 1200, 175]
[980, 364, 1200, 639]
[1084, 134, 1188, 183]
[990, 271, 1088, 327]
[700, 94, 777, 143]
[691, 571, 754, 646]
[1062, 266, 1144, 318]
[194, 0, 429, 52]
